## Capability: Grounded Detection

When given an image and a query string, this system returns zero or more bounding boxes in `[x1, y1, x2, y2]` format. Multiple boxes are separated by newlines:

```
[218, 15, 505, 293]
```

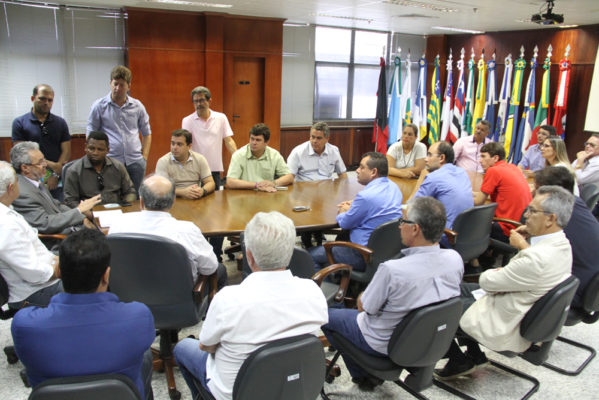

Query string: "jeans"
[173, 338, 211, 399]
[9, 280, 63, 309]
[126, 158, 147, 195]
[322, 308, 386, 378]
[309, 244, 366, 272]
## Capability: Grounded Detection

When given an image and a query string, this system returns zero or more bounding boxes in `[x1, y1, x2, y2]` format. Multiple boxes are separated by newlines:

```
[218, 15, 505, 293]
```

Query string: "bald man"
[108, 174, 227, 287]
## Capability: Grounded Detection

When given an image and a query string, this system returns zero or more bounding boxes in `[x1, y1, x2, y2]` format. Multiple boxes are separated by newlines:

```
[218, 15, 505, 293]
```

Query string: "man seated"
[309, 152, 403, 272]
[108, 174, 226, 288]
[64, 131, 137, 208]
[453, 120, 492, 173]
[173, 211, 328, 400]
[435, 185, 574, 379]
[322, 197, 463, 390]
[518, 125, 554, 178]
[572, 133, 599, 189]
[0, 161, 62, 310]
[226, 123, 293, 192]
[11, 229, 155, 399]
[534, 166, 599, 309]
[156, 128, 215, 199]
[10, 142, 101, 234]
[473, 141, 531, 243]
[410, 141, 473, 247]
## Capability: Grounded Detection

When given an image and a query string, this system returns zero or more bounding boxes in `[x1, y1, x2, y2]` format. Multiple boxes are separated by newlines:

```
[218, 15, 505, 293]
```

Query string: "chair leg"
[394, 378, 431, 400]
[3, 346, 18, 364]
[321, 351, 342, 399]
[433, 379, 476, 400]
[151, 330, 182, 400]
[542, 336, 597, 376]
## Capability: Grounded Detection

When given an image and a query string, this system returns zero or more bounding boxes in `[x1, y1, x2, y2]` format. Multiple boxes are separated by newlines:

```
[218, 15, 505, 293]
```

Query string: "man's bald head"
[139, 174, 176, 211]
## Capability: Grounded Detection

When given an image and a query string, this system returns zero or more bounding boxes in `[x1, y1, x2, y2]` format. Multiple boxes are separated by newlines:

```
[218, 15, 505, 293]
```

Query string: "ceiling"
[17, 0, 599, 35]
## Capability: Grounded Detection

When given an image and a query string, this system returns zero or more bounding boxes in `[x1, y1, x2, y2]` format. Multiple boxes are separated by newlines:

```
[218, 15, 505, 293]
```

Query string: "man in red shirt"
[473, 142, 532, 243]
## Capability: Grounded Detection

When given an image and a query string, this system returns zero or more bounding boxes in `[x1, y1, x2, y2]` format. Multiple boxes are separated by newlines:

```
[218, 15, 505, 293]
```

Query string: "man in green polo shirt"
[226, 123, 293, 192]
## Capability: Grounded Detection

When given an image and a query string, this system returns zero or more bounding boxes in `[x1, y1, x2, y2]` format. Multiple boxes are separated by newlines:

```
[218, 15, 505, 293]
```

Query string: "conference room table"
[96, 171, 483, 237]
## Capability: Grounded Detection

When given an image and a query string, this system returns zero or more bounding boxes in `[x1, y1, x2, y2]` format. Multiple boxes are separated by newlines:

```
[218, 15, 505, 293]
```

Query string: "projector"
[531, 0, 564, 25]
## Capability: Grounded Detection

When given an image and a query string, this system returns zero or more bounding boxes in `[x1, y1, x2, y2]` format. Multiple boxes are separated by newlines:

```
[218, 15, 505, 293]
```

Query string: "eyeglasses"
[540, 143, 553, 149]
[584, 142, 597, 148]
[426, 152, 440, 157]
[26, 158, 46, 167]
[524, 206, 552, 216]
[192, 98, 208, 104]
[40, 122, 48, 137]
[399, 217, 416, 226]
[96, 174, 104, 191]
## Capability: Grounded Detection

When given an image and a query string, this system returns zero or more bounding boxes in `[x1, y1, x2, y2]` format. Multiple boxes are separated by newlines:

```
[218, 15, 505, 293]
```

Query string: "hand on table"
[256, 180, 277, 192]
[181, 184, 204, 199]
[77, 194, 102, 214]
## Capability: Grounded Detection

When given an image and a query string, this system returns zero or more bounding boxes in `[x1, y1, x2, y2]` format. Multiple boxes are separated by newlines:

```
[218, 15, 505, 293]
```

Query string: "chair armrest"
[193, 272, 218, 301]
[312, 263, 352, 303]
[492, 217, 522, 228]
[444, 228, 457, 245]
[38, 233, 67, 241]
[323, 241, 373, 266]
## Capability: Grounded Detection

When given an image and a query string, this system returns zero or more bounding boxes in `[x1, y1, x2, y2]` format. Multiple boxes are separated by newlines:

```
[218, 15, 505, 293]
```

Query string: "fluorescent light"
[283, 22, 309, 27]
[316, 13, 374, 23]
[558, 24, 579, 29]
[383, 0, 457, 13]
[151, 0, 232, 8]
[431, 26, 484, 34]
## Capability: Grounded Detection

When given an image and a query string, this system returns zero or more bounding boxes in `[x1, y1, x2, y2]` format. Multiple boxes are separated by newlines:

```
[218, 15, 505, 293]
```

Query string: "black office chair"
[107, 233, 218, 400]
[0, 274, 19, 364]
[580, 183, 599, 210]
[322, 297, 463, 399]
[542, 272, 599, 375]
[196, 334, 326, 400]
[28, 373, 141, 400]
[445, 203, 498, 263]
[324, 218, 404, 286]
[436, 276, 580, 400]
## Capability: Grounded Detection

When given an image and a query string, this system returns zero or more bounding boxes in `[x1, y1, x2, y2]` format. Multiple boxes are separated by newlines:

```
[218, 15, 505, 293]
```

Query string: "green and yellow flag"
[472, 53, 487, 132]
[504, 52, 526, 159]
[427, 56, 441, 144]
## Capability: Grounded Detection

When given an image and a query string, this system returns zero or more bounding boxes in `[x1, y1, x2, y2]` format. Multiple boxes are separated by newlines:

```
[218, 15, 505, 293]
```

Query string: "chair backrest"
[387, 297, 462, 367]
[60, 160, 75, 184]
[28, 374, 141, 400]
[233, 334, 325, 400]
[520, 275, 580, 343]
[354, 218, 404, 283]
[107, 233, 200, 330]
[580, 183, 599, 210]
[451, 203, 498, 263]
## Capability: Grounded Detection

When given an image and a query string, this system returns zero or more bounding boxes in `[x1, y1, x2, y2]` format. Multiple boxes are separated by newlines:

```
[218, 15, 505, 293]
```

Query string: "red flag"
[372, 57, 389, 153]
[552, 58, 570, 138]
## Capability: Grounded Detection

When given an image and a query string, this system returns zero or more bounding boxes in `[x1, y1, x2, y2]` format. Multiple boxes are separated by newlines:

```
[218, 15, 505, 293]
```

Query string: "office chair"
[435, 276, 580, 400]
[542, 271, 599, 375]
[0, 274, 19, 364]
[107, 233, 218, 400]
[444, 203, 498, 263]
[580, 183, 599, 210]
[196, 334, 325, 400]
[28, 373, 141, 400]
[322, 297, 462, 400]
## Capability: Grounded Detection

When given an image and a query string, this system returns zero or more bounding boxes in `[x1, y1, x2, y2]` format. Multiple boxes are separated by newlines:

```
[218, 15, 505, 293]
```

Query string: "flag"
[504, 55, 526, 160]
[413, 57, 428, 141]
[427, 56, 441, 145]
[472, 54, 487, 132]
[400, 56, 412, 126]
[387, 55, 402, 145]
[494, 54, 513, 141]
[530, 52, 551, 147]
[553, 58, 571, 138]
[483, 57, 497, 135]
[511, 56, 537, 165]
[440, 55, 454, 142]
[450, 52, 465, 140]
[372, 57, 389, 153]
[463, 54, 475, 135]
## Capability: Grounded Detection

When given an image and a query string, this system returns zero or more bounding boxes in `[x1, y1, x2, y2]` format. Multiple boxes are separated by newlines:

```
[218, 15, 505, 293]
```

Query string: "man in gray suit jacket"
[10, 142, 101, 234]
[436, 185, 574, 380]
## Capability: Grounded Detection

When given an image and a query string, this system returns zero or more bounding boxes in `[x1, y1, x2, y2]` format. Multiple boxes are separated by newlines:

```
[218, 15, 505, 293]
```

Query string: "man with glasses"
[436, 185, 574, 380]
[10, 142, 100, 234]
[322, 197, 463, 390]
[64, 131, 136, 209]
[12, 84, 71, 200]
[572, 133, 599, 189]
[518, 125, 555, 177]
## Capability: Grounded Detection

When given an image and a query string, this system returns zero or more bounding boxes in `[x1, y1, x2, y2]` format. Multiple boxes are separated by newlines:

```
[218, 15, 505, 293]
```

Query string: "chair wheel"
[325, 375, 335, 384]
[20, 369, 30, 387]
[4, 347, 18, 364]
[227, 253, 234, 261]
[168, 388, 181, 400]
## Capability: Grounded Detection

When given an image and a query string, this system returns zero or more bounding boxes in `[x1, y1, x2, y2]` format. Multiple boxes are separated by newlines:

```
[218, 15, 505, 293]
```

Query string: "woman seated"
[386, 123, 426, 178]
[541, 135, 580, 195]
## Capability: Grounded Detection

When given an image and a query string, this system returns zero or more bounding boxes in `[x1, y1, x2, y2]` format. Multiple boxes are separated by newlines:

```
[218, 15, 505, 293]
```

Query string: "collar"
[531, 230, 563, 246]
[193, 109, 213, 121]
[139, 209, 172, 218]
[50, 291, 119, 305]
[245, 145, 268, 160]
[28, 110, 54, 123]
[170, 153, 193, 164]
[401, 244, 441, 257]
[107, 92, 131, 107]
[364, 176, 388, 188]
[242, 269, 293, 285]
[308, 142, 328, 156]
[23, 175, 41, 188]
[0, 202, 15, 216]
[83, 156, 112, 169]
[471, 136, 490, 145]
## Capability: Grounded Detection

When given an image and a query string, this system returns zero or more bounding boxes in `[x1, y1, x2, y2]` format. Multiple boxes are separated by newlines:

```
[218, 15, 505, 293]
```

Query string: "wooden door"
[231, 57, 265, 144]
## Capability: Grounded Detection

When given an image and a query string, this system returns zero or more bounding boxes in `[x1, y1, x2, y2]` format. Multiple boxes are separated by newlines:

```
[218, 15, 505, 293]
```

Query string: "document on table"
[93, 210, 123, 227]
[471, 288, 487, 300]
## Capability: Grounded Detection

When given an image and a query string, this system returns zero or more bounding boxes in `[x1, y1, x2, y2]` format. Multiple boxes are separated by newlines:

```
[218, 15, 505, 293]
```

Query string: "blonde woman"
[541, 135, 579, 196]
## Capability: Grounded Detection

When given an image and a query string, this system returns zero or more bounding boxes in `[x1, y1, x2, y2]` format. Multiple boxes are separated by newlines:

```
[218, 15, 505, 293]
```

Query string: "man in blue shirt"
[87, 65, 152, 194]
[12, 84, 71, 200]
[412, 141, 473, 247]
[518, 125, 554, 178]
[309, 152, 403, 272]
[11, 229, 155, 399]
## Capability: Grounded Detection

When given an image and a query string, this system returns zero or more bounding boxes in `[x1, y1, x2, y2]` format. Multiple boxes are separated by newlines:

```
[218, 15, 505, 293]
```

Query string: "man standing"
[287, 122, 347, 182]
[87, 65, 151, 193]
[12, 84, 71, 200]
[156, 129, 215, 199]
[518, 125, 554, 177]
[108, 175, 226, 288]
[453, 120, 492, 173]
[64, 131, 137, 209]
[173, 211, 327, 400]
[12, 229, 155, 400]
[436, 186, 573, 379]
[323, 197, 463, 390]
[0, 161, 61, 310]
[309, 152, 403, 272]
[473, 142, 531, 242]
[10, 142, 101, 234]
[572, 133, 599, 189]
[226, 123, 293, 192]
[182, 86, 237, 190]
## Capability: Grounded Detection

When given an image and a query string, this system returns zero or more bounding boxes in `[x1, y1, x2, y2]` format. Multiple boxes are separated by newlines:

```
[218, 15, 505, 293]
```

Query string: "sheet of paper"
[93, 210, 123, 227]
[471, 288, 487, 300]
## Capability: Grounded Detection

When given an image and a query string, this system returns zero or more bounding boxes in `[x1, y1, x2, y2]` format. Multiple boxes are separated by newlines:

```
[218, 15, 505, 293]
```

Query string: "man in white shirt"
[572, 133, 599, 190]
[173, 211, 328, 400]
[108, 174, 226, 287]
[0, 161, 61, 309]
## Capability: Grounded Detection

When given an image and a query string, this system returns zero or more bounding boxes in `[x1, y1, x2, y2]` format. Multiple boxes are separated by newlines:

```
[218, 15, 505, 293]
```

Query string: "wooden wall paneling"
[0, 136, 87, 164]
[353, 127, 374, 166]
[204, 14, 225, 109]
[223, 17, 283, 54]
[0, 138, 12, 162]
